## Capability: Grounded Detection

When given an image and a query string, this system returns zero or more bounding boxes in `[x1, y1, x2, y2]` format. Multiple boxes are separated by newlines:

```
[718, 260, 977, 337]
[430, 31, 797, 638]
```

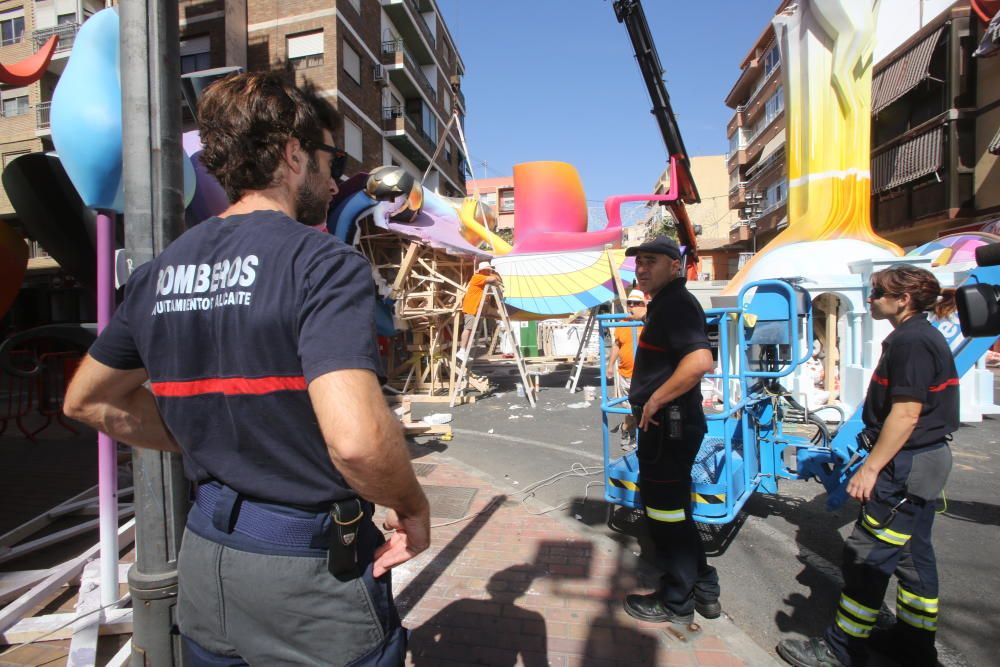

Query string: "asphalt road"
[414, 363, 999, 667]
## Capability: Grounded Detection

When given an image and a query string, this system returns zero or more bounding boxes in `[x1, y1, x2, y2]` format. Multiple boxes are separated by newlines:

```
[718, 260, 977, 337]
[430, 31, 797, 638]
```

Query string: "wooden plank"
[1, 608, 132, 644]
[402, 423, 452, 436]
[0, 507, 135, 566]
[0, 485, 100, 549]
[66, 560, 102, 667]
[606, 245, 630, 313]
[105, 638, 132, 667]
[0, 570, 51, 606]
[0, 519, 135, 635]
[0, 565, 131, 607]
[391, 242, 420, 296]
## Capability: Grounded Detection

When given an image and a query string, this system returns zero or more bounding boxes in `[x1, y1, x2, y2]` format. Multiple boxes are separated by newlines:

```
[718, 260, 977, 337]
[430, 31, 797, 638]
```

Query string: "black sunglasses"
[869, 286, 897, 299]
[306, 141, 347, 180]
[627, 301, 644, 306]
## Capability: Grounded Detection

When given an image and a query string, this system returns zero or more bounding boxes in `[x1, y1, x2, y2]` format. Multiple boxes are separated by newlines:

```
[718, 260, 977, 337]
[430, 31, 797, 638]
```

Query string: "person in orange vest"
[607, 289, 646, 449]
[457, 261, 502, 361]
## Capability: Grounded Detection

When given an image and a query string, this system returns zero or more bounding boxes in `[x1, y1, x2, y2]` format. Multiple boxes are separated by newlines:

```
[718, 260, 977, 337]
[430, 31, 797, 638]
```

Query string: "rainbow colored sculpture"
[906, 232, 1000, 268]
[723, 0, 902, 294]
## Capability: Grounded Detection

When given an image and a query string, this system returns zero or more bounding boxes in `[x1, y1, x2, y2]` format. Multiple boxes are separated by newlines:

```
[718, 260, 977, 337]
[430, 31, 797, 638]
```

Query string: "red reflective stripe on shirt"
[150, 376, 307, 397]
[871, 373, 889, 386]
[638, 339, 667, 353]
[928, 378, 959, 392]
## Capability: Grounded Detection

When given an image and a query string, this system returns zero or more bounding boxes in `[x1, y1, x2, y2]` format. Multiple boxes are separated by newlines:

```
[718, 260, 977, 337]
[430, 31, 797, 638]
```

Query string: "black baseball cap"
[625, 236, 682, 260]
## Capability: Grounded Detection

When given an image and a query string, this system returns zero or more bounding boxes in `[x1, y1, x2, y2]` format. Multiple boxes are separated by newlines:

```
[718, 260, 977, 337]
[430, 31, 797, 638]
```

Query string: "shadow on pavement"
[941, 497, 1000, 527]
[409, 564, 549, 666]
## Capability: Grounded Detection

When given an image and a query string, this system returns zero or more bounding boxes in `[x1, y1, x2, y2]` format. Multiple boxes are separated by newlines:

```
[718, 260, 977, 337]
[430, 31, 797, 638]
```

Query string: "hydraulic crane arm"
[614, 0, 701, 263]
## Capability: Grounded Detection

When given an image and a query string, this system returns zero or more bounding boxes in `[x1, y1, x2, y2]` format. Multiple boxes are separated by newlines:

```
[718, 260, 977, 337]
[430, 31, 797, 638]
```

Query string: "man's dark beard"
[294, 155, 329, 227]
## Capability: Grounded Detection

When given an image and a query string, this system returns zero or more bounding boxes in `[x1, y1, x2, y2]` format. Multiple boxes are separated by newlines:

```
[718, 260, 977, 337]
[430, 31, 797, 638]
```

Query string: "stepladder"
[450, 284, 536, 408]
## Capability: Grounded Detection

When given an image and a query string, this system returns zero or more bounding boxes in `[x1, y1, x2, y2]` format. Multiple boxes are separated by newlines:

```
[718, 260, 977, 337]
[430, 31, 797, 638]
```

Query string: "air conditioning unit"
[373, 64, 387, 84]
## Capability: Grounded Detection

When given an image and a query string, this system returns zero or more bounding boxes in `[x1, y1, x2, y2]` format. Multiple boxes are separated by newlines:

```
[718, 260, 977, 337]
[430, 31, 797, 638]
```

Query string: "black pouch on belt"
[328, 498, 364, 581]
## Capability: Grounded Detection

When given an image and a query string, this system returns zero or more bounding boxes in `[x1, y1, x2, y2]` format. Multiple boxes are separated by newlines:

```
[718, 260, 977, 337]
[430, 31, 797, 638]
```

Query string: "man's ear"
[283, 136, 306, 175]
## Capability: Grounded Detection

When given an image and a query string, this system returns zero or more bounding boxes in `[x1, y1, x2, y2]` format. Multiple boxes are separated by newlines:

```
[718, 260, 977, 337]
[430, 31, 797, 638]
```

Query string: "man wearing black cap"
[622, 236, 721, 625]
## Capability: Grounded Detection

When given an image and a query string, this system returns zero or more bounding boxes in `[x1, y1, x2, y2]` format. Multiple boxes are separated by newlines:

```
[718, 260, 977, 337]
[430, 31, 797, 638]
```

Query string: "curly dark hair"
[871, 264, 957, 319]
[196, 70, 341, 202]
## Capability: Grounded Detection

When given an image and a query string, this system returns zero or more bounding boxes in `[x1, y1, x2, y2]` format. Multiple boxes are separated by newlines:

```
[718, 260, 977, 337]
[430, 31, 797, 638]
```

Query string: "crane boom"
[614, 0, 701, 264]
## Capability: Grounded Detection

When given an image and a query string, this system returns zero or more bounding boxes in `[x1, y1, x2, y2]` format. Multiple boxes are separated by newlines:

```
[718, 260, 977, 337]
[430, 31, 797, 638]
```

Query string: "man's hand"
[639, 396, 664, 431]
[846, 464, 879, 503]
[373, 505, 431, 578]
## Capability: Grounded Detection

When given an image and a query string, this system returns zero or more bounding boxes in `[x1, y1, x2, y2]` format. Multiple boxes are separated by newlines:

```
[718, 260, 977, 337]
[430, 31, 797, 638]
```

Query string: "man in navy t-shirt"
[64, 72, 429, 666]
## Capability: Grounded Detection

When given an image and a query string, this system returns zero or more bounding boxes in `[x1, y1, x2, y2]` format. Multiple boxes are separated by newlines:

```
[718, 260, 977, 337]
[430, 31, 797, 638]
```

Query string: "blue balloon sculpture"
[51, 8, 194, 213]
[50, 8, 122, 211]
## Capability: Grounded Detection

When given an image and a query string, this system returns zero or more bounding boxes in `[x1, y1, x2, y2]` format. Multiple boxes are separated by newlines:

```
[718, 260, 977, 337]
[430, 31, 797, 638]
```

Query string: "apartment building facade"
[179, 0, 467, 196]
[869, 0, 998, 245]
[723, 7, 789, 256]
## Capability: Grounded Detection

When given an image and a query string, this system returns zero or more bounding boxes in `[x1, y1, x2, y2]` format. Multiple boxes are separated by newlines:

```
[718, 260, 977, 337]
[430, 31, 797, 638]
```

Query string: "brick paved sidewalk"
[391, 451, 780, 667]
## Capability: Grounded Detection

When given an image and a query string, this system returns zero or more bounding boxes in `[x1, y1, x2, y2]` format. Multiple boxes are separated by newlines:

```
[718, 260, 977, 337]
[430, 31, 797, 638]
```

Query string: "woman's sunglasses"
[627, 301, 644, 306]
[869, 286, 897, 299]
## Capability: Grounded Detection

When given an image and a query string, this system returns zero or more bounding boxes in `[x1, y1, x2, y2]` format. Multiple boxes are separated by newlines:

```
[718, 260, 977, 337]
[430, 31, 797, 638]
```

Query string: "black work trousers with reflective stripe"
[825, 444, 951, 667]
[635, 411, 719, 616]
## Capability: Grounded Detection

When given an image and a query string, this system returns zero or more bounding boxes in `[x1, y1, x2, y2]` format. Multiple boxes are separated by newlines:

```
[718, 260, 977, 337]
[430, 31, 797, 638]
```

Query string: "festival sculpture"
[722, 0, 902, 294]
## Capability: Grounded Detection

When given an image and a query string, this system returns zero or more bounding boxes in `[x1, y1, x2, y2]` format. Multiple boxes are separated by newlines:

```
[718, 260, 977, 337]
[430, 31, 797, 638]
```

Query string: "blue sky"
[436, 0, 779, 207]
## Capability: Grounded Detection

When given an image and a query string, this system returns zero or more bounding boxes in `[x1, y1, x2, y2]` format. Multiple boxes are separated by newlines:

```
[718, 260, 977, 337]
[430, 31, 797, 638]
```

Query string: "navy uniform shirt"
[628, 277, 709, 432]
[862, 313, 959, 449]
[89, 211, 383, 507]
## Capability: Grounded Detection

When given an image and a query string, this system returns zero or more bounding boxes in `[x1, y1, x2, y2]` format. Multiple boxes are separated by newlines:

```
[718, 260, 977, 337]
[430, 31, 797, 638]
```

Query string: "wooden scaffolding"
[355, 218, 489, 398]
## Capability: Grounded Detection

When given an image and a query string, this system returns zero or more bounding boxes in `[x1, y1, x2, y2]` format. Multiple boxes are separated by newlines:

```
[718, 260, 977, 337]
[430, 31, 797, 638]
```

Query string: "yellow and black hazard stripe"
[608, 478, 639, 492]
[692, 492, 725, 505]
[608, 480, 725, 505]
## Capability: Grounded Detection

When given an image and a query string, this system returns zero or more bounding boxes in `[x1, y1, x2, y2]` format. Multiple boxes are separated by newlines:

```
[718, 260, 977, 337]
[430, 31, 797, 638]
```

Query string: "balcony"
[452, 85, 465, 113]
[729, 221, 752, 244]
[381, 39, 437, 104]
[33, 23, 78, 53]
[382, 105, 434, 170]
[728, 181, 748, 209]
[35, 101, 51, 132]
[32, 23, 79, 75]
[380, 0, 436, 65]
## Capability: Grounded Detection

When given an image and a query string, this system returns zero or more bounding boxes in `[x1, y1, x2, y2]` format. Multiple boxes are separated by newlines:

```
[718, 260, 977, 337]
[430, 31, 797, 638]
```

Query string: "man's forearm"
[333, 415, 427, 516]
[67, 386, 181, 453]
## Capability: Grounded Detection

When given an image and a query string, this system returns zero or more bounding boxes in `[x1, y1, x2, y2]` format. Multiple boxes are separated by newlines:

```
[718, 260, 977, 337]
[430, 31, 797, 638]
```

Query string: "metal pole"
[120, 1, 188, 665]
[95, 211, 118, 608]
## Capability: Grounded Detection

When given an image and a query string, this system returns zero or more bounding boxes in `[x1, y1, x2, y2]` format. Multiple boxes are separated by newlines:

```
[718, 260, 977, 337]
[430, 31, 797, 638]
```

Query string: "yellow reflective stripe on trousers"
[835, 611, 873, 638]
[898, 587, 939, 614]
[839, 593, 878, 622]
[897, 607, 938, 631]
[861, 512, 911, 546]
[646, 506, 686, 523]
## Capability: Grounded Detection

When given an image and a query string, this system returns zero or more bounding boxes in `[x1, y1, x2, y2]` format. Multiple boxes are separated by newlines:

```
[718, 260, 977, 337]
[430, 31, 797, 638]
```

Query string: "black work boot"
[776, 637, 846, 667]
[695, 597, 722, 619]
[623, 593, 694, 624]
